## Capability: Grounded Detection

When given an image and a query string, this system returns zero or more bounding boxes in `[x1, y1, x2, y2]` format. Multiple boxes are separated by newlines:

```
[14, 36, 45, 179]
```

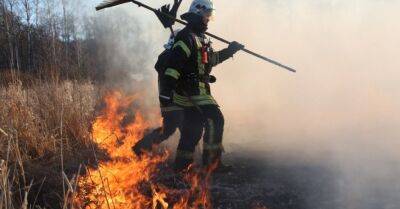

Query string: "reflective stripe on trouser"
[176, 150, 194, 160]
[203, 112, 225, 166]
[203, 142, 224, 152]
[175, 105, 224, 169]
[203, 142, 225, 166]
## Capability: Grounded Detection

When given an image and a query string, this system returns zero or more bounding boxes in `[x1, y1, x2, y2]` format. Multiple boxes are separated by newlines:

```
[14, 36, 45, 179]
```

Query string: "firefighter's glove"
[209, 75, 217, 83]
[227, 41, 244, 56]
[171, 0, 183, 17]
[155, 4, 175, 28]
[159, 92, 174, 107]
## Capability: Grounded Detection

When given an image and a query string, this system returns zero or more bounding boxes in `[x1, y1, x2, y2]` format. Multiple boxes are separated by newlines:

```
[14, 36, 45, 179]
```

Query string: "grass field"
[0, 76, 98, 208]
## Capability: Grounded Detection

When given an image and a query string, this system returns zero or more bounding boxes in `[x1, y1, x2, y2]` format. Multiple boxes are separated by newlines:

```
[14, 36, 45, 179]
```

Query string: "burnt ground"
[160, 138, 343, 209]
[208, 151, 341, 209]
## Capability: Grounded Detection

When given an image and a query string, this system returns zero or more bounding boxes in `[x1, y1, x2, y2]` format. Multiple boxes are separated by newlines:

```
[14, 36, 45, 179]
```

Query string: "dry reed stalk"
[20, 181, 33, 209]
[0, 128, 8, 136]
[0, 78, 98, 208]
[0, 159, 12, 209]
[62, 172, 73, 209]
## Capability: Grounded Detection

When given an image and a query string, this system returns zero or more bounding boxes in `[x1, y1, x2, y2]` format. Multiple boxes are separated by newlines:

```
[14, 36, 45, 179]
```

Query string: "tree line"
[0, 0, 116, 81]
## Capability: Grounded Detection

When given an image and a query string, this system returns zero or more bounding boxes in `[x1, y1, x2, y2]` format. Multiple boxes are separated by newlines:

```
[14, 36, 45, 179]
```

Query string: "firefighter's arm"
[209, 41, 244, 67]
[159, 35, 193, 103]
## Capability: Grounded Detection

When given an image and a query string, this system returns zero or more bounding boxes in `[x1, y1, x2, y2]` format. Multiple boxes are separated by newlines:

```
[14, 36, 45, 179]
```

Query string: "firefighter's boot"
[203, 145, 233, 173]
[132, 128, 162, 156]
[174, 150, 194, 172]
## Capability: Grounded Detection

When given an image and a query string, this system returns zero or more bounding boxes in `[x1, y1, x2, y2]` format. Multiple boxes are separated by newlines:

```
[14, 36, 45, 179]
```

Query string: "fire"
[75, 90, 214, 209]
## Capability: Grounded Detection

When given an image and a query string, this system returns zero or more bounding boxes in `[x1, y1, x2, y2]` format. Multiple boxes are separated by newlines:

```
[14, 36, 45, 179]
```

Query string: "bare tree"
[45, 0, 57, 68]
[34, 0, 39, 26]
[21, 0, 32, 71]
[1, 0, 12, 67]
[1, 0, 16, 80]
[0, 0, 122, 80]
[7, 0, 21, 72]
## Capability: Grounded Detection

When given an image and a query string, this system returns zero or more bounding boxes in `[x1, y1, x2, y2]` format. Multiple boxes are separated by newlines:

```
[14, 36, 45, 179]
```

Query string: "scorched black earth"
[207, 150, 340, 209]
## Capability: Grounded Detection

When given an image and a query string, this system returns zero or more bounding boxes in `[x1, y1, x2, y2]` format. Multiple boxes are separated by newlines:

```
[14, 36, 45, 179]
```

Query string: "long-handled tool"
[96, 0, 296, 73]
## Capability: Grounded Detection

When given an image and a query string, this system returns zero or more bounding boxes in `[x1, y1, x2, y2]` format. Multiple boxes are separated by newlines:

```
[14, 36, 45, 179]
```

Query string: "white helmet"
[187, 0, 215, 17]
[164, 29, 181, 49]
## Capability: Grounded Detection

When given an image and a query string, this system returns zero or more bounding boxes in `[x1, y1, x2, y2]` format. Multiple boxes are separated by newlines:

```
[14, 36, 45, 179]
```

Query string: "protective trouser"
[133, 110, 183, 155]
[174, 105, 224, 171]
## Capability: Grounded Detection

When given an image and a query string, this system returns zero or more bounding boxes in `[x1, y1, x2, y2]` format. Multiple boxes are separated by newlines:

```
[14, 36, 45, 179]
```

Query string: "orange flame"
[75, 90, 214, 209]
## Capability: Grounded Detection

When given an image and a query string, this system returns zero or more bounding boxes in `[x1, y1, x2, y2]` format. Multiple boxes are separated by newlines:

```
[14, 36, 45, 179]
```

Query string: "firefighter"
[159, 0, 244, 172]
[132, 1, 184, 156]
[132, 32, 184, 156]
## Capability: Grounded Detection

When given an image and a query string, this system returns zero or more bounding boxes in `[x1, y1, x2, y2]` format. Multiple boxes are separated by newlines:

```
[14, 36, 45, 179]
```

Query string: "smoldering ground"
[87, 0, 400, 208]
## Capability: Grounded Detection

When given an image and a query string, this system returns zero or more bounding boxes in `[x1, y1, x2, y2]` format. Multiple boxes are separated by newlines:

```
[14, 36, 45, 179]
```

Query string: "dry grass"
[0, 78, 99, 208]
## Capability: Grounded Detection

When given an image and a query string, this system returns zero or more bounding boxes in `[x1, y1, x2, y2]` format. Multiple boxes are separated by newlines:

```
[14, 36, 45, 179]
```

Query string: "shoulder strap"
[189, 32, 202, 49]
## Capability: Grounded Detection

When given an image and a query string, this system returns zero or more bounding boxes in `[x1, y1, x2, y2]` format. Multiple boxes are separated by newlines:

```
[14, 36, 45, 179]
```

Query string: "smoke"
[86, 0, 400, 208]
[80, 4, 164, 107]
[208, 0, 400, 208]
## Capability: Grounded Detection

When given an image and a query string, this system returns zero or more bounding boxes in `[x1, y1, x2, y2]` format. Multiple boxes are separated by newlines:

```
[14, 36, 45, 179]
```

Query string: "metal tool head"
[96, 0, 131, 11]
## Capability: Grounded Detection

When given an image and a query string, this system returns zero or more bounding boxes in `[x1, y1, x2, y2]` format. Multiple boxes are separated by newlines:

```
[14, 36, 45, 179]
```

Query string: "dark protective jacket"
[161, 26, 234, 107]
[155, 50, 183, 112]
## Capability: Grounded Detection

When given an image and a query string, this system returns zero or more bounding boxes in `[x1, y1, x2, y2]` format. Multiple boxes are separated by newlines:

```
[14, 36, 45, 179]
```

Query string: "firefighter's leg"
[154, 109, 184, 144]
[132, 110, 183, 156]
[132, 127, 162, 156]
[174, 107, 203, 172]
[201, 105, 226, 168]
